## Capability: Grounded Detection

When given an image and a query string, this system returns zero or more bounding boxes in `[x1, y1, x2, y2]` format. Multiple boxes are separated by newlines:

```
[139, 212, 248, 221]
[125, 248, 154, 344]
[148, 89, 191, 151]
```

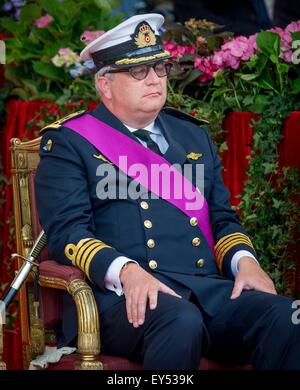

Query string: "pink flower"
[58, 48, 71, 56]
[247, 33, 258, 52]
[80, 30, 105, 46]
[269, 26, 296, 63]
[162, 40, 196, 60]
[223, 51, 241, 69]
[194, 56, 218, 83]
[223, 36, 255, 61]
[51, 48, 80, 68]
[210, 35, 257, 71]
[281, 51, 293, 62]
[163, 40, 176, 52]
[270, 27, 292, 45]
[285, 21, 300, 33]
[211, 51, 225, 69]
[186, 46, 196, 54]
[177, 45, 187, 55]
[34, 14, 54, 29]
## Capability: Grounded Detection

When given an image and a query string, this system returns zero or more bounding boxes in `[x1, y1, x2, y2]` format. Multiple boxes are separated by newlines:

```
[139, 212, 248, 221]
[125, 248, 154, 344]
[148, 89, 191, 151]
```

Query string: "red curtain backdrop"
[221, 112, 259, 207]
[0, 102, 299, 369]
[279, 112, 300, 169]
[0, 100, 50, 370]
[222, 111, 300, 296]
[278, 112, 300, 293]
[0, 100, 96, 369]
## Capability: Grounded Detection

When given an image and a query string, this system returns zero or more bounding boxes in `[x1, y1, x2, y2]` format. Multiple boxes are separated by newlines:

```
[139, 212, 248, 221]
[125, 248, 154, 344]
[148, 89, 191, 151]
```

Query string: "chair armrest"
[38, 260, 102, 370]
[39, 260, 85, 282]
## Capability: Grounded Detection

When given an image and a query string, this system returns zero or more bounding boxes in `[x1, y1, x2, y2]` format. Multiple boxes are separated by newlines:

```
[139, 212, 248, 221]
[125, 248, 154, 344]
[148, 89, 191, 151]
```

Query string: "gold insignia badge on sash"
[93, 153, 112, 164]
[134, 22, 157, 48]
[186, 152, 203, 160]
[42, 139, 53, 152]
[40, 110, 86, 133]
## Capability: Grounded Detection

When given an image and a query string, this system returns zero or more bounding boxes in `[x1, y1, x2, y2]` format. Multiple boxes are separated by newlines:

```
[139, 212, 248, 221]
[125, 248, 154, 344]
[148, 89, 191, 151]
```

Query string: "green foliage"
[236, 97, 300, 294]
[1, 0, 122, 103]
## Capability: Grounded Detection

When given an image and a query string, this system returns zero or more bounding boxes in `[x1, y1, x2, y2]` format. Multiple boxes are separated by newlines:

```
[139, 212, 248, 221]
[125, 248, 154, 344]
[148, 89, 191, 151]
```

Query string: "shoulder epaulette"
[40, 110, 86, 134]
[162, 107, 209, 127]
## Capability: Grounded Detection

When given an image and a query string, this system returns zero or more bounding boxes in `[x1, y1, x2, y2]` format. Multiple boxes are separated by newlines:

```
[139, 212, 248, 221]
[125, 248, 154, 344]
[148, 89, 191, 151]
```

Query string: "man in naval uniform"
[35, 13, 300, 369]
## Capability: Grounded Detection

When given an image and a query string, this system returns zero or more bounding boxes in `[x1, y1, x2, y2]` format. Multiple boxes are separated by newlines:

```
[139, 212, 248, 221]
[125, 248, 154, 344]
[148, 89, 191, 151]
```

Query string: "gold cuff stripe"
[85, 244, 109, 279]
[76, 240, 102, 265]
[65, 238, 94, 264]
[216, 238, 254, 270]
[65, 239, 111, 277]
[77, 242, 102, 269]
[215, 237, 253, 259]
[115, 51, 171, 65]
[78, 242, 108, 272]
[218, 238, 254, 261]
[215, 232, 252, 250]
[215, 233, 252, 254]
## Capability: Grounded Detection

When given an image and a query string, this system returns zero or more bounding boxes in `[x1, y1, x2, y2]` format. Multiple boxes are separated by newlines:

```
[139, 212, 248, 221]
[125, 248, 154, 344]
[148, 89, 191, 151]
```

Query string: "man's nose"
[145, 67, 160, 83]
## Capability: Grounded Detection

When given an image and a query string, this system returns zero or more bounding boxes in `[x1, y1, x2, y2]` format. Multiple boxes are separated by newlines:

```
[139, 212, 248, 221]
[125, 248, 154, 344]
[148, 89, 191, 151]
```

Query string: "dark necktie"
[133, 129, 162, 155]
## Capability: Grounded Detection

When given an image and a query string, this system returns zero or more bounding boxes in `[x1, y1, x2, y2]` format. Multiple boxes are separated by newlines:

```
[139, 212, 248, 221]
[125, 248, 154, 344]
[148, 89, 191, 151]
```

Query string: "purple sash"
[64, 114, 214, 253]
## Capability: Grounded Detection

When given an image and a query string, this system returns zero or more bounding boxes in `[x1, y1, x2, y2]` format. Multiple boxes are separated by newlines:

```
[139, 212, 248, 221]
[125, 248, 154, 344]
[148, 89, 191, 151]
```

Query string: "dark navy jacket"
[35, 102, 256, 345]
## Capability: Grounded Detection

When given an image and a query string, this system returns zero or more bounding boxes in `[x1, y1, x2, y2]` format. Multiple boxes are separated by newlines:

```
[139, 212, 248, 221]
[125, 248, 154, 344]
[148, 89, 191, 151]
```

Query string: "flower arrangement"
[164, 18, 300, 116]
[1, 0, 122, 104]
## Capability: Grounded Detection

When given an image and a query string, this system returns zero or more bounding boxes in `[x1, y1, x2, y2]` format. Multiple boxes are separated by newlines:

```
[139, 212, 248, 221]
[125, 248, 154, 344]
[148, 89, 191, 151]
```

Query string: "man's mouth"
[143, 92, 161, 97]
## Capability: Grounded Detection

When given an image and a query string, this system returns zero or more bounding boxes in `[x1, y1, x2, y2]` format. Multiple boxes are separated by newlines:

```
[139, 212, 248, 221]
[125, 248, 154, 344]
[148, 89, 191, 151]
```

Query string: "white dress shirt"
[104, 122, 258, 295]
[126, 120, 169, 154]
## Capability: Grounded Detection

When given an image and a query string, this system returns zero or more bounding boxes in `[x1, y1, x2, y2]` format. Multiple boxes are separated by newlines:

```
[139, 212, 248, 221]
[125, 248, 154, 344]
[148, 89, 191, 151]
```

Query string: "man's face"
[102, 62, 168, 126]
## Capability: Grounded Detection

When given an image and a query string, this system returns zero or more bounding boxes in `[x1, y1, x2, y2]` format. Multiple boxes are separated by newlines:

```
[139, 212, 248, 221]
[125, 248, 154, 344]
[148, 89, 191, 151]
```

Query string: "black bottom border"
[0, 370, 300, 388]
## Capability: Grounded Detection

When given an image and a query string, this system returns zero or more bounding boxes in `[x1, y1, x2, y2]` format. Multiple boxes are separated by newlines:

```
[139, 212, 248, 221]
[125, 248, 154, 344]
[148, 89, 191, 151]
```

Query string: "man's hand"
[120, 263, 181, 328]
[231, 256, 277, 299]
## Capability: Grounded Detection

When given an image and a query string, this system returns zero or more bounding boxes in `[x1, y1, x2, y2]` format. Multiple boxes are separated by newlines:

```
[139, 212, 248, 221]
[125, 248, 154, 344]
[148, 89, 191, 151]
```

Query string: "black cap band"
[91, 36, 165, 71]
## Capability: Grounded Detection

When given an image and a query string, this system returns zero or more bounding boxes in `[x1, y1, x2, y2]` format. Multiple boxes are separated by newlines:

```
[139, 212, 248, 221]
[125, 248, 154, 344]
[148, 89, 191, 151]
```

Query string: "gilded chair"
[9, 136, 103, 370]
[0, 325, 5, 370]
[7, 135, 251, 370]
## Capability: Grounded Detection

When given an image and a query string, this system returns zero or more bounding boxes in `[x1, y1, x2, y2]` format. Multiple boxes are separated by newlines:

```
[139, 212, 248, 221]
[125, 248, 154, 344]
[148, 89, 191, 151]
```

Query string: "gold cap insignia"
[134, 22, 157, 48]
[93, 153, 112, 164]
[186, 152, 203, 160]
[43, 139, 53, 152]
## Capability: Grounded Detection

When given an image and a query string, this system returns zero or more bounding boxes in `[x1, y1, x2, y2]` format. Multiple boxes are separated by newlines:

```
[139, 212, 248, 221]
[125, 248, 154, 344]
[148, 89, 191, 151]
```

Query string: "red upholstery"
[39, 286, 63, 329]
[45, 353, 252, 370]
[39, 260, 85, 281]
[39, 261, 85, 328]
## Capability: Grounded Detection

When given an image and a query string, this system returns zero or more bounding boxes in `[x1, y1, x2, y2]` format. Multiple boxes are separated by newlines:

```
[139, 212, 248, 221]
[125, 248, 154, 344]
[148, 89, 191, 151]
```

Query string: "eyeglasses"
[105, 61, 174, 80]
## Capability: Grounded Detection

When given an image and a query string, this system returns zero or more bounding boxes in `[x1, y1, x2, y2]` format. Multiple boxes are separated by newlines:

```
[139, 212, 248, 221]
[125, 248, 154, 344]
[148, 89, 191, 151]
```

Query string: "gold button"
[196, 259, 205, 268]
[140, 201, 149, 210]
[149, 260, 157, 270]
[144, 220, 152, 229]
[192, 237, 201, 246]
[147, 239, 155, 248]
[190, 217, 198, 227]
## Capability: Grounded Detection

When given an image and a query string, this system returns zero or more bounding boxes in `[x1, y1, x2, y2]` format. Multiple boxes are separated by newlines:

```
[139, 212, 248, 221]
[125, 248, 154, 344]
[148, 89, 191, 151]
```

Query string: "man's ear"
[97, 76, 112, 99]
